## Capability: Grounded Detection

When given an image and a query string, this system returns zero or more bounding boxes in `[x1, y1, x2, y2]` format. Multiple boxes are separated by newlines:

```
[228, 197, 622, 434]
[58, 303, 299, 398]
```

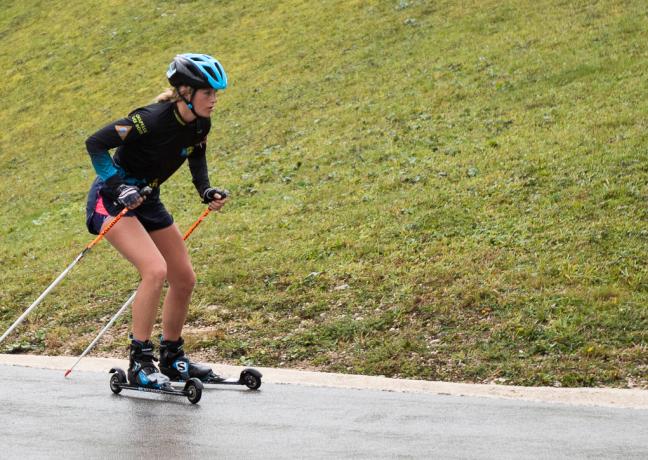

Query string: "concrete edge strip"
[1, 354, 647, 409]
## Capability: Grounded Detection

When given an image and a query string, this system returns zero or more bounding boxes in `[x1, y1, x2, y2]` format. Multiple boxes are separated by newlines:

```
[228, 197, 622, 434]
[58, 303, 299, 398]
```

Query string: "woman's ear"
[178, 85, 194, 99]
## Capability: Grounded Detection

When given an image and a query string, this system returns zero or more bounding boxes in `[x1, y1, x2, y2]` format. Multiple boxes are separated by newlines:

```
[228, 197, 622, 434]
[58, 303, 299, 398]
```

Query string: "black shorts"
[85, 177, 174, 235]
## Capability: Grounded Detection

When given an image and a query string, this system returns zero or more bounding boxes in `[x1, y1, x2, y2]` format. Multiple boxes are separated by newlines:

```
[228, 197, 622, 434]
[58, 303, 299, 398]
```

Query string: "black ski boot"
[128, 339, 172, 389]
[159, 337, 225, 383]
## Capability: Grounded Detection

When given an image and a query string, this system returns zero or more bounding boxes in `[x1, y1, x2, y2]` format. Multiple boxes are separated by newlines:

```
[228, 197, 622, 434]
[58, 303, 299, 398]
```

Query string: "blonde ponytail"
[154, 86, 194, 104]
[154, 88, 179, 103]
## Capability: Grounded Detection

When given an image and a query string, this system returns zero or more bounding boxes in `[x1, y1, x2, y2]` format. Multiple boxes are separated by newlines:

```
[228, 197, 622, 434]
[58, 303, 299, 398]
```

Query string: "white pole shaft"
[65, 290, 137, 376]
[0, 251, 85, 344]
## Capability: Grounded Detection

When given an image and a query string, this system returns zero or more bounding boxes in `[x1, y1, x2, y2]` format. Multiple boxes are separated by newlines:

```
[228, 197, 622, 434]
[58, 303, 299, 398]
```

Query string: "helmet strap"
[176, 87, 202, 119]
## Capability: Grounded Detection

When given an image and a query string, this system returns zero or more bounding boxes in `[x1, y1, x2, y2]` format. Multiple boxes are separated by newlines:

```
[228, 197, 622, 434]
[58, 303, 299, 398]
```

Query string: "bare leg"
[149, 224, 196, 341]
[103, 216, 167, 342]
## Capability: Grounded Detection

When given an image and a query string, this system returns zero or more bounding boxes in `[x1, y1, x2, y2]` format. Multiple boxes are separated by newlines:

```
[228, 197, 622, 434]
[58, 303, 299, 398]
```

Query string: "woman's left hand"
[202, 187, 229, 211]
[208, 196, 227, 211]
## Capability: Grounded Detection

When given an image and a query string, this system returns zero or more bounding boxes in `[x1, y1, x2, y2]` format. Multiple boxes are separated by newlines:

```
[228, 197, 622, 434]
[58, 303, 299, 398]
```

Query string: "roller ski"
[159, 337, 263, 390]
[109, 339, 203, 404]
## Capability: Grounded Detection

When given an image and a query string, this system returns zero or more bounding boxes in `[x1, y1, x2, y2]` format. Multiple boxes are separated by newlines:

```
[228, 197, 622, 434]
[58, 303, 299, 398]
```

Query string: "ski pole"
[183, 207, 211, 240]
[0, 188, 151, 346]
[64, 207, 212, 377]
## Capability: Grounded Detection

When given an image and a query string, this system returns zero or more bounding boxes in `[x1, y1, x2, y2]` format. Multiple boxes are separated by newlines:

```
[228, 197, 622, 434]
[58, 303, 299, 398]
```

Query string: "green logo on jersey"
[132, 114, 148, 135]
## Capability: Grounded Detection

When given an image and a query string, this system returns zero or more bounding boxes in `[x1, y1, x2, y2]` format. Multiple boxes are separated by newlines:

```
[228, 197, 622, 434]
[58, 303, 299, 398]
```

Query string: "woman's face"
[192, 88, 218, 117]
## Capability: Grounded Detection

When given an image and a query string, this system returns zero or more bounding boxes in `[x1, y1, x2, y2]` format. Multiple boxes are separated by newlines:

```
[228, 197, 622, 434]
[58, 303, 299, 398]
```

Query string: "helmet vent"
[203, 66, 218, 81]
[187, 65, 203, 78]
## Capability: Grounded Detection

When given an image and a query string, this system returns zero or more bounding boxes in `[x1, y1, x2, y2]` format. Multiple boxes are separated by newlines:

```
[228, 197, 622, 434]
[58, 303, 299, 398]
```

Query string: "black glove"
[202, 187, 228, 204]
[116, 184, 145, 208]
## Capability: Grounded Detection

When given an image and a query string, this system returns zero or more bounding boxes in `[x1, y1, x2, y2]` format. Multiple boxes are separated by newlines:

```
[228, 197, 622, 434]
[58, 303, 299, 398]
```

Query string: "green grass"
[0, 0, 647, 388]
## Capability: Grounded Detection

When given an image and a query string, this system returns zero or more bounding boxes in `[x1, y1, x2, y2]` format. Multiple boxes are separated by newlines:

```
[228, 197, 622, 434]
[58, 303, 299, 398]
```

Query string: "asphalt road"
[1, 364, 647, 459]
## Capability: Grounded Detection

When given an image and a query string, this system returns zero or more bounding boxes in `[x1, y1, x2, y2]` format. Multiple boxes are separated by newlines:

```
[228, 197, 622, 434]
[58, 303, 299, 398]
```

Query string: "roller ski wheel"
[109, 368, 204, 404]
[110, 368, 126, 394]
[240, 368, 262, 390]
[184, 379, 203, 404]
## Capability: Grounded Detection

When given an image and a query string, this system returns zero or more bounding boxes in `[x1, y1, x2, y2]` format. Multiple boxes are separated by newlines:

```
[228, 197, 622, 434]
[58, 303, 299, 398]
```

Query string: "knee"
[141, 262, 167, 286]
[169, 267, 196, 293]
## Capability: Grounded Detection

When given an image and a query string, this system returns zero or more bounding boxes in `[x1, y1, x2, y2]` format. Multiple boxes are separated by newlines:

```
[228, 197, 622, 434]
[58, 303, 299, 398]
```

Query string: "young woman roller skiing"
[85, 53, 229, 392]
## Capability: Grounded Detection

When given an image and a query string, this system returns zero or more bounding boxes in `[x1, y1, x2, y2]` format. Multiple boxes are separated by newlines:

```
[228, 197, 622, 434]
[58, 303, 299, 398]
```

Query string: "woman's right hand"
[116, 184, 145, 209]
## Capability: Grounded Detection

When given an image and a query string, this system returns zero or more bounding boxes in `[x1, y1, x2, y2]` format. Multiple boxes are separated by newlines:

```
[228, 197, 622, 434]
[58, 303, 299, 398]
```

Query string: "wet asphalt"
[1, 364, 647, 459]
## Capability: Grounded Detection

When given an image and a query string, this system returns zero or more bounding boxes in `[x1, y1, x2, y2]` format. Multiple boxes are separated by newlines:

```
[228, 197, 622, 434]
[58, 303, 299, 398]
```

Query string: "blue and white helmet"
[167, 53, 228, 90]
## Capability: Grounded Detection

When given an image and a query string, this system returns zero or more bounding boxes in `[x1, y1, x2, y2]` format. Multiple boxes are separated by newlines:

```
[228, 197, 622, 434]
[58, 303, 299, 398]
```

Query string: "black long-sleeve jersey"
[85, 101, 212, 196]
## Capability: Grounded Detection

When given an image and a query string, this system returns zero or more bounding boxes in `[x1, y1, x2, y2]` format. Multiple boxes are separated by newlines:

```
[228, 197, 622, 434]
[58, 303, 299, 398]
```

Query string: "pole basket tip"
[64, 369, 72, 377]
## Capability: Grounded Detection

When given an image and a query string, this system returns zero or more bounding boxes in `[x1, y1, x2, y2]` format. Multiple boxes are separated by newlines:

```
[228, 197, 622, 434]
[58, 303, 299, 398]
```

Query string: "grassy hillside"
[0, 0, 646, 387]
